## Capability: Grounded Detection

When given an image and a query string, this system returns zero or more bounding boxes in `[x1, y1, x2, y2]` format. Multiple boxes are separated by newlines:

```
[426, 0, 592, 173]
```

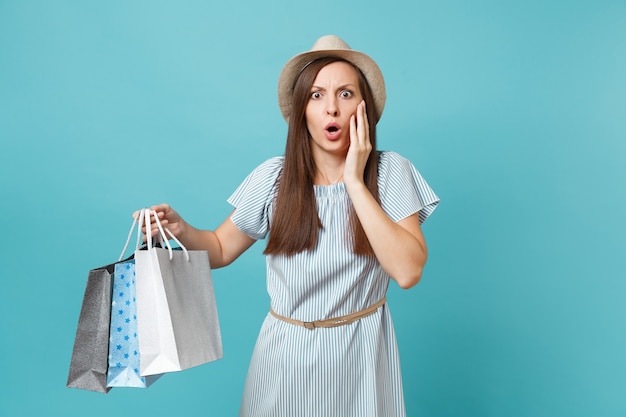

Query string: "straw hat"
[277, 35, 386, 123]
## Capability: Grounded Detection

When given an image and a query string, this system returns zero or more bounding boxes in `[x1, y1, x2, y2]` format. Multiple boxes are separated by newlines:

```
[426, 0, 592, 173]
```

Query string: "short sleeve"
[227, 157, 283, 240]
[378, 151, 440, 224]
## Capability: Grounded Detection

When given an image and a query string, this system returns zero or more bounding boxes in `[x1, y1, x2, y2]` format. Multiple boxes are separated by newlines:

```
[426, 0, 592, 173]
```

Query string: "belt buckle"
[303, 321, 316, 330]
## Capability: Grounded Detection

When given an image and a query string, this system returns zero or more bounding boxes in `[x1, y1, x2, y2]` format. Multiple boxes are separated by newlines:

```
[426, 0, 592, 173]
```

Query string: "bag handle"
[144, 208, 173, 259]
[161, 220, 190, 262]
[118, 209, 144, 261]
[148, 209, 191, 262]
[118, 208, 190, 262]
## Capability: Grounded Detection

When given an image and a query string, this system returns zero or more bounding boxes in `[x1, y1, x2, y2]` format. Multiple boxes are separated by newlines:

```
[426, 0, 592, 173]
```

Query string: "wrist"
[343, 177, 367, 194]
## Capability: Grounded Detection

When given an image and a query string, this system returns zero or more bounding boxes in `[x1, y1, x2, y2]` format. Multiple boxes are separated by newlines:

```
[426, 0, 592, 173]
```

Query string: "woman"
[144, 35, 439, 417]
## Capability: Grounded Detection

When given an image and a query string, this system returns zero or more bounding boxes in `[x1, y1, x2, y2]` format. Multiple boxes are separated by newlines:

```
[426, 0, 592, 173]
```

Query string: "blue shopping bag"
[106, 259, 161, 388]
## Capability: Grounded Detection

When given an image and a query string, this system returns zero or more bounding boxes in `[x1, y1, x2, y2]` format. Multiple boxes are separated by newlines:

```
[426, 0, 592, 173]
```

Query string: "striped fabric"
[228, 151, 439, 417]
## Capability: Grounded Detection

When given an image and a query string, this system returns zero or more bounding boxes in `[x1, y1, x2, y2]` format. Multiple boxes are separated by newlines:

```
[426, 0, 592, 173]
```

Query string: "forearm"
[146, 205, 253, 269]
[346, 182, 427, 288]
[177, 216, 255, 269]
[177, 224, 228, 268]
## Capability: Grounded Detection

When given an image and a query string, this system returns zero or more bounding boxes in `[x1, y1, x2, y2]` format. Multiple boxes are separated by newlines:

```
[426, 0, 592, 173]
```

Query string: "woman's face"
[305, 61, 363, 159]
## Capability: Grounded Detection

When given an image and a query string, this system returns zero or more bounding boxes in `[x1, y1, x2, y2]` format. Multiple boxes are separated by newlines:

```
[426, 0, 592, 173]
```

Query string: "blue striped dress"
[228, 151, 439, 417]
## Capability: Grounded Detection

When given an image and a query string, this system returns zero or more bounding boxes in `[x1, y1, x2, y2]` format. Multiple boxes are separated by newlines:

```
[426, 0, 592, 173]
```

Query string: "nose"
[325, 96, 339, 117]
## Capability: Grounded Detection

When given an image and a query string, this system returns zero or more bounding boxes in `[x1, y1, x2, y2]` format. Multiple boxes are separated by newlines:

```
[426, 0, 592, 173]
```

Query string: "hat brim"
[277, 48, 386, 123]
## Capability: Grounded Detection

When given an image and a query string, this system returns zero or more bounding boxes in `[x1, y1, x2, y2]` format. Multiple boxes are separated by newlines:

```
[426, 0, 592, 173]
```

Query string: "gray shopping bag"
[66, 262, 116, 393]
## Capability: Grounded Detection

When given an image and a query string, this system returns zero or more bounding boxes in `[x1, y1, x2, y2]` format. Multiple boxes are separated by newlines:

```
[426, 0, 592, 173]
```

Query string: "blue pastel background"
[1, 1, 625, 416]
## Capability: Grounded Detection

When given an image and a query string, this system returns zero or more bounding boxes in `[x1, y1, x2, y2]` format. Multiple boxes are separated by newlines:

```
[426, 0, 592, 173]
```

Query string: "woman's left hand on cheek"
[345, 100, 371, 184]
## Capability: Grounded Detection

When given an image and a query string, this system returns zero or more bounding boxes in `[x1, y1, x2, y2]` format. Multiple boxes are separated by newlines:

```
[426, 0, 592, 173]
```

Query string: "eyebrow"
[310, 83, 358, 91]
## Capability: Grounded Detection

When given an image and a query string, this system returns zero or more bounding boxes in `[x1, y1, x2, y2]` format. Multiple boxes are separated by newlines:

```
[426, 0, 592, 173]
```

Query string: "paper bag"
[106, 259, 161, 388]
[135, 209, 223, 376]
[67, 263, 115, 393]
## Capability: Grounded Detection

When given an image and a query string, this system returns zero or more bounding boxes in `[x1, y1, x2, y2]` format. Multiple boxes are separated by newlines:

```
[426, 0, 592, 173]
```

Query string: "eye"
[339, 90, 353, 99]
[310, 91, 322, 99]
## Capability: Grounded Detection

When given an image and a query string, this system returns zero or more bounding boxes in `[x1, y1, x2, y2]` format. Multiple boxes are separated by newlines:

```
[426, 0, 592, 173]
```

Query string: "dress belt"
[269, 297, 387, 330]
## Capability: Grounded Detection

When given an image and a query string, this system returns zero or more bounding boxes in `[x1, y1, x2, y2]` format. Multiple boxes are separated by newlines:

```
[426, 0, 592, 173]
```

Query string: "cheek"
[305, 105, 322, 128]
[304, 103, 316, 124]
[344, 103, 359, 120]
[304, 116, 318, 138]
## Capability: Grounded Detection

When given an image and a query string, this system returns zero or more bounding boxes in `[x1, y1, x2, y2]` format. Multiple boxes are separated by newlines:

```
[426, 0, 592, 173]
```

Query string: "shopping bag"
[66, 263, 116, 393]
[67, 211, 142, 393]
[135, 208, 223, 376]
[106, 259, 161, 388]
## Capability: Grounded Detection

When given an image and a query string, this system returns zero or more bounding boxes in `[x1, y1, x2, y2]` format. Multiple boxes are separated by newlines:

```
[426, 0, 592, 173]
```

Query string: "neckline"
[313, 181, 346, 196]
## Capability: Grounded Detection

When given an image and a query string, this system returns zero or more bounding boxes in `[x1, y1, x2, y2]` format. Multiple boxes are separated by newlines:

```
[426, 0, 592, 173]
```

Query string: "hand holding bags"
[68, 208, 223, 392]
[135, 208, 223, 376]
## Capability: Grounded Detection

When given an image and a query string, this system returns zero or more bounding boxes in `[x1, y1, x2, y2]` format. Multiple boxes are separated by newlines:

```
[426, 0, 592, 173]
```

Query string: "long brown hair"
[264, 57, 380, 256]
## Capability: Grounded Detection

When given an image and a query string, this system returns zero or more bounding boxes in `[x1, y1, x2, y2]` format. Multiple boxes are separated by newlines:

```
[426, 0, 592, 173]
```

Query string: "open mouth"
[325, 122, 341, 134]
[324, 122, 341, 140]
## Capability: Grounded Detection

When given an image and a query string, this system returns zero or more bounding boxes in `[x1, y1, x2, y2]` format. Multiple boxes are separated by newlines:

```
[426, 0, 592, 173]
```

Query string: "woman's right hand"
[133, 203, 186, 241]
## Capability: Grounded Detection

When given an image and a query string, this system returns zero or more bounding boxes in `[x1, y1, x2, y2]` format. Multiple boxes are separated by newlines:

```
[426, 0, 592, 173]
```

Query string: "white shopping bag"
[134, 209, 223, 376]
